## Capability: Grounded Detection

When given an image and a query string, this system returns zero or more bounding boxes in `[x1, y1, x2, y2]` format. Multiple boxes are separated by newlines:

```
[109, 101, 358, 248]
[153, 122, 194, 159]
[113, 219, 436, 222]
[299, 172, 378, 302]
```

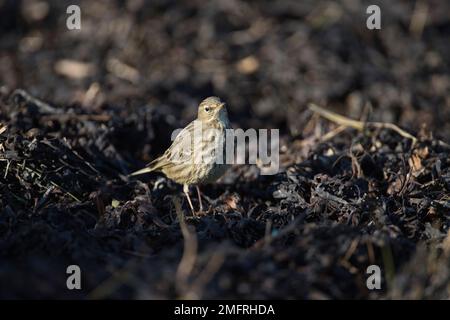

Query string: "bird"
[129, 96, 231, 214]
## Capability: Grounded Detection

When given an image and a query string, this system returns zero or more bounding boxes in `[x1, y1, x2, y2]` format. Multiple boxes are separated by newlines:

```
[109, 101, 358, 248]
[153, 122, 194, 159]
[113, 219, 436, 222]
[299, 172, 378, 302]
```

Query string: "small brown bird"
[129, 96, 231, 214]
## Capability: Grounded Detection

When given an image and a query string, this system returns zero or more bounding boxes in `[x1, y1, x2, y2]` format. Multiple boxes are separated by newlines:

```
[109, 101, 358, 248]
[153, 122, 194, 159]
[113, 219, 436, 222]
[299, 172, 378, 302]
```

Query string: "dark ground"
[0, 0, 449, 299]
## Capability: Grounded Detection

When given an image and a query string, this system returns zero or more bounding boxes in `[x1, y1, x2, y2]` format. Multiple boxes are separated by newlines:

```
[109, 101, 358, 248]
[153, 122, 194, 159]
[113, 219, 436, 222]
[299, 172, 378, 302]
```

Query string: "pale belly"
[198, 163, 230, 184]
[194, 123, 230, 184]
[186, 148, 231, 184]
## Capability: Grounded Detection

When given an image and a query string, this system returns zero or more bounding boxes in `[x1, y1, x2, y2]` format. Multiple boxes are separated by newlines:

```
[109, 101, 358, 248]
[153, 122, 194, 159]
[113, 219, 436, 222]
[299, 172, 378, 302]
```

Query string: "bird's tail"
[128, 166, 154, 177]
[128, 157, 166, 177]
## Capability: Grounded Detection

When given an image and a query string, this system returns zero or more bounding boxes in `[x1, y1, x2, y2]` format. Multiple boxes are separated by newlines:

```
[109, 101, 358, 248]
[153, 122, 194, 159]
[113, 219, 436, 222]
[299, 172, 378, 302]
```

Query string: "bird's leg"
[183, 184, 196, 216]
[195, 185, 204, 212]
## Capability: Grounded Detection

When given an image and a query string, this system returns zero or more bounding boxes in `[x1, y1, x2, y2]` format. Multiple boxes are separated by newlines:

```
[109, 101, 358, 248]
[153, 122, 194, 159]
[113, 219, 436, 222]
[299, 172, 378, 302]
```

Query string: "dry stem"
[308, 103, 419, 146]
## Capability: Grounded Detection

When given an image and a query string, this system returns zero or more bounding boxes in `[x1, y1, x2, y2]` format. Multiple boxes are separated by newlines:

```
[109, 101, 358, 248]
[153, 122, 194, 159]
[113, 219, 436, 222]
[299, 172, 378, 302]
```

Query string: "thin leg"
[195, 186, 204, 212]
[183, 184, 195, 215]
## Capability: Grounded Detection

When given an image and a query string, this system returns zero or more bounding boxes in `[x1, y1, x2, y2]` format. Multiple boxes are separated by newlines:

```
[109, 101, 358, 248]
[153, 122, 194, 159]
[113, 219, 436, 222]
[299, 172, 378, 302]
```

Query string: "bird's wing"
[129, 120, 198, 177]
[162, 120, 198, 165]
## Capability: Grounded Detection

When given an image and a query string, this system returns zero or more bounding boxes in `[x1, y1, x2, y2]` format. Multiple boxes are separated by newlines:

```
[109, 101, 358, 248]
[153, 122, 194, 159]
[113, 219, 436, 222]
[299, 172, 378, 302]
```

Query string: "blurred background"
[1, 0, 449, 139]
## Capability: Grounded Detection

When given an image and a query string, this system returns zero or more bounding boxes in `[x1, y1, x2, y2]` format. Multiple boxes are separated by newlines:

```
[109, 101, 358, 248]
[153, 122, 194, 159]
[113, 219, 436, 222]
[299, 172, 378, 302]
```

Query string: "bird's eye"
[204, 106, 211, 112]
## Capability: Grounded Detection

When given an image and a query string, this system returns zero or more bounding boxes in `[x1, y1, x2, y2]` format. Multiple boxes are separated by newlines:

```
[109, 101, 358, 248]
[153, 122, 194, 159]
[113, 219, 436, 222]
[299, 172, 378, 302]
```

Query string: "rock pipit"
[130, 96, 231, 214]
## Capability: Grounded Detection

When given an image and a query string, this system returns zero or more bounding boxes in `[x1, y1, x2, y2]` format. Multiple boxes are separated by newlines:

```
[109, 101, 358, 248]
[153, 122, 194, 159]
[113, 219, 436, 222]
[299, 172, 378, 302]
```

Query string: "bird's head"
[197, 96, 228, 123]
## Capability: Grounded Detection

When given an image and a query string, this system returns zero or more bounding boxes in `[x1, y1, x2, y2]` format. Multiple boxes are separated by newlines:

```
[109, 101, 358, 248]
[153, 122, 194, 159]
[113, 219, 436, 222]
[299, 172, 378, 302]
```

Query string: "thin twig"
[174, 198, 198, 295]
[409, 0, 428, 39]
[22, 166, 81, 202]
[308, 103, 418, 146]
[4, 159, 11, 179]
[319, 125, 347, 143]
[34, 186, 55, 211]
[12, 89, 62, 114]
[314, 186, 351, 206]
[186, 250, 225, 299]
[61, 137, 101, 175]
[0, 124, 7, 135]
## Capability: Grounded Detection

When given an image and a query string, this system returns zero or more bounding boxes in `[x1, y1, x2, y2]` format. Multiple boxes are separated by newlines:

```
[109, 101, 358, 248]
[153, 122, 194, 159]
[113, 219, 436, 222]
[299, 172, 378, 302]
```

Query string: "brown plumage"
[129, 96, 231, 213]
